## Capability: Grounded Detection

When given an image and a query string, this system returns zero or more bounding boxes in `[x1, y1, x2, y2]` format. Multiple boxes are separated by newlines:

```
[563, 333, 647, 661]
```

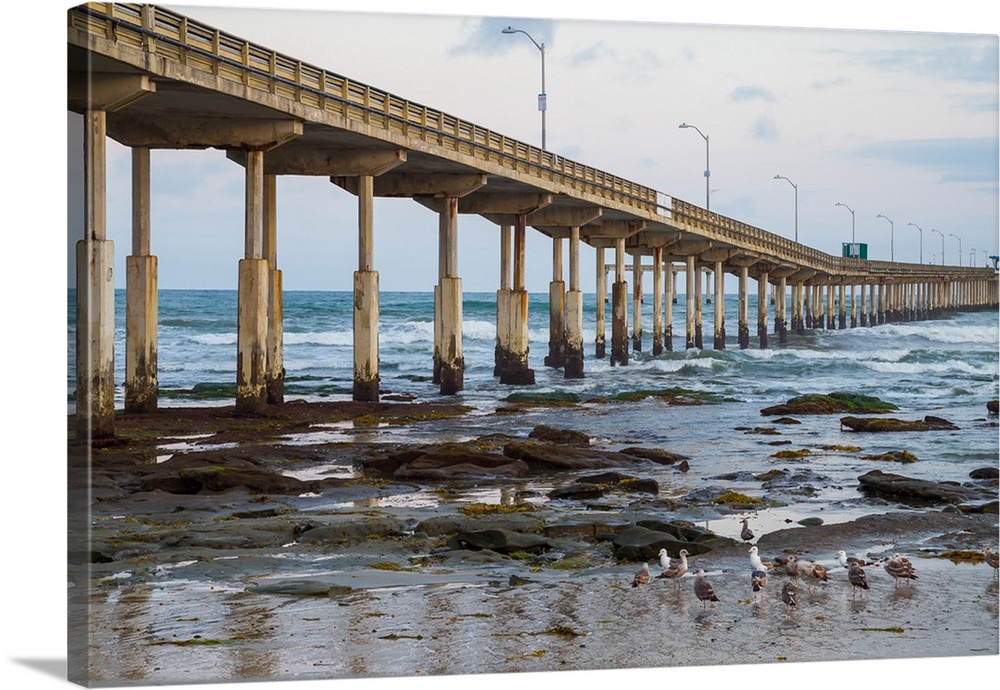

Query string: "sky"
[64, 0, 999, 294]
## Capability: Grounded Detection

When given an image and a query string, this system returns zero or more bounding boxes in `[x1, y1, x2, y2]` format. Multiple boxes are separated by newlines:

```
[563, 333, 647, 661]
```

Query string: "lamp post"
[876, 214, 894, 262]
[908, 222, 924, 264]
[502, 26, 546, 150]
[931, 229, 944, 265]
[949, 233, 962, 266]
[679, 123, 710, 212]
[774, 175, 798, 242]
[835, 203, 856, 255]
[970, 247, 976, 266]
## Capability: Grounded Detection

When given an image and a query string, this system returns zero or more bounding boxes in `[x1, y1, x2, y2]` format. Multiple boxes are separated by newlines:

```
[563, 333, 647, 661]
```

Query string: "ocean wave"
[188, 333, 237, 346]
[846, 322, 998, 345]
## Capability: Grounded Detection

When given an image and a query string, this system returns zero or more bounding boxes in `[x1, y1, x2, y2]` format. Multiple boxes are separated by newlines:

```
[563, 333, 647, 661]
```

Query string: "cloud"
[566, 41, 616, 68]
[729, 85, 775, 103]
[751, 115, 779, 141]
[855, 137, 999, 184]
[449, 17, 555, 57]
[832, 37, 998, 84]
[811, 76, 848, 89]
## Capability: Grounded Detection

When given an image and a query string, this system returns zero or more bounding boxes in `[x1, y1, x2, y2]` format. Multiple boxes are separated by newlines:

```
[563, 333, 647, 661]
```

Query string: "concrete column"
[838, 284, 847, 329]
[814, 285, 823, 328]
[631, 252, 643, 352]
[877, 283, 886, 325]
[545, 237, 566, 368]
[652, 248, 664, 355]
[263, 173, 284, 405]
[704, 269, 713, 305]
[611, 238, 629, 365]
[438, 197, 464, 394]
[738, 265, 750, 349]
[868, 282, 876, 327]
[694, 265, 704, 349]
[236, 149, 269, 415]
[714, 260, 726, 349]
[776, 275, 787, 344]
[849, 284, 857, 328]
[685, 255, 696, 349]
[858, 283, 867, 327]
[494, 225, 512, 376]
[353, 175, 379, 402]
[664, 261, 674, 351]
[826, 283, 836, 330]
[595, 248, 607, 359]
[803, 284, 812, 331]
[76, 110, 116, 439]
[757, 272, 769, 349]
[125, 146, 158, 414]
[564, 227, 585, 378]
[498, 215, 533, 385]
[792, 281, 802, 334]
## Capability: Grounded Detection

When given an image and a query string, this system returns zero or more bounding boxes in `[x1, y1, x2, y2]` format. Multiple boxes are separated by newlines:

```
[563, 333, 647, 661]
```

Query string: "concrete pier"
[595, 248, 607, 359]
[353, 175, 379, 402]
[738, 266, 750, 349]
[826, 284, 836, 330]
[263, 174, 284, 404]
[664, 261, 674, 351]
[757, 271, 769, 348]
[545, 237, 566, 368]
[695, 264, 704, 349]
[125, 146, 157, 413]
[438, 197, 464, 394]
[714, 260, 726, 349]
[564, 227, 585, 378]
[236, 149, 269, 414]
[631, 252, 643, 352]
[611, 238, 629, 365]
[776, 276, 788, 343]
[652, 248, 664, 355]
[685, 256, 697, 349]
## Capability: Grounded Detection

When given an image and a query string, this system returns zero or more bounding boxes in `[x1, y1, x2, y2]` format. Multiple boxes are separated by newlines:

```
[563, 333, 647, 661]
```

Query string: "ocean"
[66, 288, 999, 537]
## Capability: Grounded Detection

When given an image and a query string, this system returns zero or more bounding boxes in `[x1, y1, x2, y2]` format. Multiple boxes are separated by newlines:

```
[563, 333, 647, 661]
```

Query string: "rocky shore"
[70, 397, 999, 684]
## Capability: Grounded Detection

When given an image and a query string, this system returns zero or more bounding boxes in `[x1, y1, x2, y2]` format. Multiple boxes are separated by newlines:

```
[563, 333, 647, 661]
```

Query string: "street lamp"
[908, 222, 924, 263]
[949, 233, 962, 266]
[774, 175, 798, 242]
[876, 214, 894, 262]
[679, 123, 710, 212]
[970, 247, 976, 266]
[931, 229, 944, 265]
[502, 26, 547, 150]
[835, 202, 855, 245]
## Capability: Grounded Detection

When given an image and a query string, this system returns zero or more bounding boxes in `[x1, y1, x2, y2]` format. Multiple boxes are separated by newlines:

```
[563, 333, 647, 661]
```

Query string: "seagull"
[848, 561, 869, 598]
[885, 553, 917, 588]
[751, 569, 768, 602]
[748, 546, 773, 572]
[657, 548, 689, 588]
[803, 560, 829, 586]
[786, 555, 803, 578]
[632, 562, 651, 588]
[835, 550, 869, 568]
[781, 580, 798, 610]
[658, 548, 672, 573]
[740, 518, 755, 543]
[693, 569, 719, 608]
[985, 547, 999, 579]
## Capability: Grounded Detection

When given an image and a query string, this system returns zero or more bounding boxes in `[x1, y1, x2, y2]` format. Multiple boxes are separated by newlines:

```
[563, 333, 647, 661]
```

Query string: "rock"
[970, 467, 1000, 479]
[771, 417, 802, 425]
[502, 440, 642, 472]
[987, 400, 998, 415]
[857, 469, 983, 505]
[761, 392, 898, 416]
[607, 522, 740, 561]
[548, 483, 607, 501]
[252, 579, 352, 597]
[141, 465, 312, 495]
[295, 518, 406, 544]
[416, 513, 545, 537]
[840, 416, 959, 432]
[455, 529, 551, 554]
[861, 450, 918, 463]
[575, 472, 659, 494]
[957, 501, 999, 514]
[797, 517, 824, 527]
[528, 425, 590, 446]
[363, 442, 530, 481]
[498, 367, 536, 386]
[619, 446, 689, 464]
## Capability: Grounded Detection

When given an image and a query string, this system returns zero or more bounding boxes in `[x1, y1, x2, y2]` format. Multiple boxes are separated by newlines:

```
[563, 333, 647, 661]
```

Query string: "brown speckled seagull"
[885, 553, 917, 588]
[985, 547, 999, 580]
[848, 561, 869, 598]
[781, 580, 798, 610]
[693, 569, 719, 608]
[632, 562, 651, 588]
[751, 569, 768, 602]
[657, 548, 689, 588]
[740, 518, 755, 543]
[786, 555, 803, 578]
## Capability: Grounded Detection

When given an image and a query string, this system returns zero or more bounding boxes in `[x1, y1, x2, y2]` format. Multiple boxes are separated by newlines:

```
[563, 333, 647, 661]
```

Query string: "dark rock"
[498, 367, 536, 386]
[857, 469, 983, 505]
[745, 427, 782, 436]
[528, 425, 590, 446]
[761, 392, 898, 416]
[771, 417, 802, 425]
[548, 483, 607, 501]
[841, 416, 959, 432]
[502, 440, 642, 472]
[677, 460, 690, 472]
[141, 465, 311, 495]
[574, 472, 659, 494]
[296, 518, 405, 544]
[987, 400, 998, 415]
[861, 450, 918, 463]
[364, 442, 530, 481]
[970, 467, 1000, 480]
[957, 501, 1000, 514]
[455, 529, 551, 554]
[797, 517, 824, 526]
[416, 513, 545, 537]
[619, 447, 689, 464]
[607, 523, 740, 561]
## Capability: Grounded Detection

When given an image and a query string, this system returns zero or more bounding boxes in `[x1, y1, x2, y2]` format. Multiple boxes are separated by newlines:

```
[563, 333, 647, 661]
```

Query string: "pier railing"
[70, 3, 660, 214]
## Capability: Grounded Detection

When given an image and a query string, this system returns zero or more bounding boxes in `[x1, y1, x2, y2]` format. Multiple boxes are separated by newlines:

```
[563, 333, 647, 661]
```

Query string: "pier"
[68, 3, 999, 439]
